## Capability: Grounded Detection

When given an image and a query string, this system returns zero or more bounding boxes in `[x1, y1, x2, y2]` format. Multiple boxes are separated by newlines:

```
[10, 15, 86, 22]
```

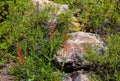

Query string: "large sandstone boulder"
[54, 31, 107, 69]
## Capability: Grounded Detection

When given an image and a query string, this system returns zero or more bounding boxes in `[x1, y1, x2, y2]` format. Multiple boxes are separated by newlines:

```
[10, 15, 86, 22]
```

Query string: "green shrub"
[0, 0, 71, 80]
[1, 0, 120, 81]
[0, 0, 9, 23]
[85, 33, 120, 81]
[52, 0, 120, 35]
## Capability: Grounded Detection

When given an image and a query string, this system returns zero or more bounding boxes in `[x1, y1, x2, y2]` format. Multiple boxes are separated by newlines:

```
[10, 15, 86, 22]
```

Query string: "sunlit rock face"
[55, 31, 106, 68]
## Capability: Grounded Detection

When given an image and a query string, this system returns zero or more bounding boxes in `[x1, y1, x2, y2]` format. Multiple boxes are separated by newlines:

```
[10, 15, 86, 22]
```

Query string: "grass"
[0, 0, 120, 81]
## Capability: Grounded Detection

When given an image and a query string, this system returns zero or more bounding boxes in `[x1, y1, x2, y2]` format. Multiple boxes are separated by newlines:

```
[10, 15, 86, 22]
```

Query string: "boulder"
[54, 31, 107, 69]
[32, 0, 68, 15]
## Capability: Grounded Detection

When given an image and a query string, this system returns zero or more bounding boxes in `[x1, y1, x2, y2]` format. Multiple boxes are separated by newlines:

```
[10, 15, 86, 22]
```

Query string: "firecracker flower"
[50, 32, 55, 41]
[63, 35, 68, 41]
[62, 31, 69, 54]
[62, 42, 68, 54]
[49, 21, 55, 41]
[16, 47, 24, 64]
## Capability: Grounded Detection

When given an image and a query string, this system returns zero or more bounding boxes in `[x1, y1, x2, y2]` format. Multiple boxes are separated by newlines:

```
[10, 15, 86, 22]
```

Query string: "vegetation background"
[0, 0, 120, 81]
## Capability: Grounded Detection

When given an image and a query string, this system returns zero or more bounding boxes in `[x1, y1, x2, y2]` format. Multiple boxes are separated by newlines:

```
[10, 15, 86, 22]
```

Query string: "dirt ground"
[0, 62, 14, 81]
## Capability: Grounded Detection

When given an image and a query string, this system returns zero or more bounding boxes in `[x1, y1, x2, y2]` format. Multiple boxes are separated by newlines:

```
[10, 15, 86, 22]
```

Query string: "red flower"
[63, 35, 68, 41]
[50, 32, 55, 41]
[49, 23, 55, 41]
[50, 25, 55, 31]
[62, 30, 67, 35]
[16, 47, 21, 54]
[16, 47, 24, 64]
[61, 30, 69, 54]
[62, 42, 68, 54]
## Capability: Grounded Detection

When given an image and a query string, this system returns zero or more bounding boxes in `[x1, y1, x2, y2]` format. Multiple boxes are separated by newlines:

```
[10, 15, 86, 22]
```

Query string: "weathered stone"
[54, 31, 106, 68]
[62, 74, 72, 81]
[32, 0, 68, 15]
[62, 70, 90, 81]
[71, 70, 89, 81]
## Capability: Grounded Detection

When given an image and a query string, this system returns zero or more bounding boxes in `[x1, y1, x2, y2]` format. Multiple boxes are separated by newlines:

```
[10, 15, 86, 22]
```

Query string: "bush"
[52, 0, 120, 35]
[85, 33, 120, 81]
[0, 0, 9, 23]
[0, 0, 72, 80]
[0, 0, 120, 81]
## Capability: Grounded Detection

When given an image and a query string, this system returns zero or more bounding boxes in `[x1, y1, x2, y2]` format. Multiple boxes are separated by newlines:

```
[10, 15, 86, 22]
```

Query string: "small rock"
[69, 22, 81, 32]
[71, 70, 89, 81]
[63, 74, 72, 81]
[71, 17, 78, 22]
[71, 22, 80, 27]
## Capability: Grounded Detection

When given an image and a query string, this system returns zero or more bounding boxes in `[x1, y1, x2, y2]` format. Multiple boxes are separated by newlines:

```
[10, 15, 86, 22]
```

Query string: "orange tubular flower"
[62, 30, 69, 54]
[50, 32, 55, 41]
[16, 47, 24, 64]
[63, 42, 68, 53]
[62, 30, 68, 41]
[49, 22, 55, 41]
[63, 35, 68, 41]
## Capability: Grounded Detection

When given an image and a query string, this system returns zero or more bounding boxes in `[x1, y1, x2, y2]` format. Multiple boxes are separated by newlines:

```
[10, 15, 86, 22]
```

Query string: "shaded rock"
[62, 74, 72, 81]
[62, 70, 90, 81]
[71, 70, 89, 81]
[54, 31, 107, 69]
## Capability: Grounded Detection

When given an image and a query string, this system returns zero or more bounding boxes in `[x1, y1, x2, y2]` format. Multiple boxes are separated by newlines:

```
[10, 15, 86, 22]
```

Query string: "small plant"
[52, 0, 120, 35]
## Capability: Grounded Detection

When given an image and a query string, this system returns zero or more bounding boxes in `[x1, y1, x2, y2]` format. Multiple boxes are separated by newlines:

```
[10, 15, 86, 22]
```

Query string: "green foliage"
[0, 0, 70, 80]
[52, 0, 120, 35]
[56, 12, 72, 32]
[0, 0, 120, 81]
[85, 33, 120, 81]
[0, 0, 9, 23]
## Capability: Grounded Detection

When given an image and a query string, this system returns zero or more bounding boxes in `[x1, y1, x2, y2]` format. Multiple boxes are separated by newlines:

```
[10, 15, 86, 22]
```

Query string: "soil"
[0, 61, 14, 81]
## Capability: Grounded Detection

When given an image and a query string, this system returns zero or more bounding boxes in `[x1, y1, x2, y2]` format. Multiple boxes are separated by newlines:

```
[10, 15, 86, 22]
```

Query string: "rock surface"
[63, 70, 90, 81]
[55, 31, 106, 69]
[71, 70, 89, 81]
[32, 0, 68, 15]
